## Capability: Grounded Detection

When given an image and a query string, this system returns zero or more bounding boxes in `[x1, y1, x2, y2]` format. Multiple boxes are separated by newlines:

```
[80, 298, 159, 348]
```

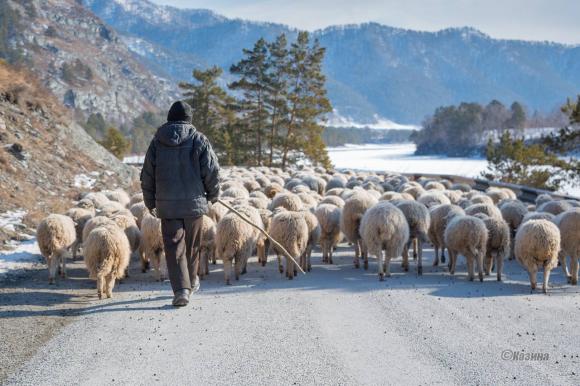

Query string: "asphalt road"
[2, 244, 580, 385]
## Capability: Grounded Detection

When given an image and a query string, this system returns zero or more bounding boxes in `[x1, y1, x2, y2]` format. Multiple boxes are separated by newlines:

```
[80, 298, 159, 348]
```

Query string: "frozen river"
[327, 143, 488, 177]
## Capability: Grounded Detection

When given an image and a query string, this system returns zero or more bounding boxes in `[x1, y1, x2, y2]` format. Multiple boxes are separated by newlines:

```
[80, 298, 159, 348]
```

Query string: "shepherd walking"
[141, 101, 220, 307]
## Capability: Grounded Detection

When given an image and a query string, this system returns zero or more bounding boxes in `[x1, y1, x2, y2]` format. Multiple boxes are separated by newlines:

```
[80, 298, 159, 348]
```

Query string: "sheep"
[36, 214, 77, 284]
[394, 200, 430, 275]
[360, 202, 410, 280]
[82, 216, 117, 244]
[140, 212, 166, 280]
[297, 192, 318, 211]
[499, 200, 528, 260]
[445, 216, 488, 282]
[269, 210, 309, 280]
[450, 183, 472, 192]
[243, 179, 261, 193]
[465, 203, 503, 220]
[65, 207, 93, 260]
[111, 214, 142, 261]
[315, 204, 342, 264]
[486, 189, 510, 204]
[538, 200, 572, 215]
[521, 211, 555, 224]
[256, 208, 272, 266]
[470, 195, 495, 206]
[325, 187, 344, 197]
[129, 202, 148, 229]
[129, 193, 144, 207]
[215, 206, 263, 284]
[76, 198, 96, 214]
[222, 186, 250, 200]
[424, 181, 446, 191]
[514, 219, 560, 293]
[248, 196, 269, 210]
[83, 224, 131, 299]
[84, 192, 110, 209]
[457, 198, 474, 209]
[270, 192, 303, 212]
[417, 191, 451, 208]
[103, 189, 131, 208]
[555, 210, 580, 285]
[340, 191, 378, 269]
[380, 192, 403, 201]
[249, 190, 269, 200]
[208, 201, 229, 224]
[326, 175, 347, 191]
[300, 210, 321, 272]
[320, 195, 345, 208]
[482, 217, 510, 281]
[198, 215, 217, 280]
[98, 201, 126, 217]
[428, 204, 466, 267]
[442, 190, 463, 205]
[535, 194, 553, 207]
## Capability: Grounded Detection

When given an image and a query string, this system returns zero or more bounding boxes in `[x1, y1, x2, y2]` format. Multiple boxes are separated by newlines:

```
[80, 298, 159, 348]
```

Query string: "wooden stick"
[216, 199, 306, 275]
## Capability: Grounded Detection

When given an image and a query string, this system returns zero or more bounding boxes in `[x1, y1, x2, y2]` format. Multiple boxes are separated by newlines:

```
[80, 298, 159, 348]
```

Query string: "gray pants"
[161, 217, 202, 293]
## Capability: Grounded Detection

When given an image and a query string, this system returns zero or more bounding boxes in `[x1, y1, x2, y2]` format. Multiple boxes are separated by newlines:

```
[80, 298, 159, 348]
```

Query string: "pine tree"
[179, 66, 232, 155]
[229, 38, 270, 166]
[507, 101, 526, 130]
[99, 127, 130, 160]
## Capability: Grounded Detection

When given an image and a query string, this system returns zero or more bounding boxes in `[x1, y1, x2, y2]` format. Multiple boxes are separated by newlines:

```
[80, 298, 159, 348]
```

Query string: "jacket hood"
[156, 122, 196, 147]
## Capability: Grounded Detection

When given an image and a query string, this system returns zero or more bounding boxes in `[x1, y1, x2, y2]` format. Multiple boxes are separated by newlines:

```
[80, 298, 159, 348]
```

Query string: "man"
[141, 101, 220, 307]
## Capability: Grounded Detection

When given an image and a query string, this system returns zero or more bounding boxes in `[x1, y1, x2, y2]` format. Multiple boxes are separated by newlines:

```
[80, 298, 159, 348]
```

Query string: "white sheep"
[514, 219, 560, 293]
[198, 215, 217, 280]
[83, 224, 131, 299]
[315, 204, 342, 264]
[395, 200, 430, 275]
[554, 209, 580, 285]
[65, 207, 94, 260]
[482, 217, 510, 281]
[445, 215, 488, 282]
[428, 204, 465, 267]
[300, 209, 321, 272]
[268, 210, 309, 280]
[360, 202, 410, 280]
[270, 192, 304, 212]
[140, 212, 166, 280]
[36, 214, 76, 284]
[340, 190, 378, 269]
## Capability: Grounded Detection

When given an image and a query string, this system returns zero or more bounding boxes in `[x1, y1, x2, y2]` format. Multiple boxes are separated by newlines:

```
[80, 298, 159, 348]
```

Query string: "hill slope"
[1, 0, 174, 125]
[83, 0, 580, 124]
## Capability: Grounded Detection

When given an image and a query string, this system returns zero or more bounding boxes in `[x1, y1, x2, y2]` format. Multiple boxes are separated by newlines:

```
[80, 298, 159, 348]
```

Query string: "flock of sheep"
[35, 166, 580, 299]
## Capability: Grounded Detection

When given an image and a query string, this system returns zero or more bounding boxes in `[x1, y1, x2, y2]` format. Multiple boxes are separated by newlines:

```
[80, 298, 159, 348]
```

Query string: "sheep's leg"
[476, 253, 484, 282]
[377, 250, 384, 281]
[559, 252, 571, 283]
[328, 242, 334, 265]
[287, 257, 294, 280]
[384, 256, 392, 278]
[542, 267, 552, 294]
[362, 244, 369, 270]
[47, 253, 58, 284]
[354, 240, 361, 269]
[140, 244, 149, 273]
[224, 258, 233, 285]
[484, 252, 493, 276]
[277, 254, 283, 274]
[60, 250, 67, 279]
[96, 273, 105, 299]
[413, 238, 418, 260]
[570, 256, 578, 285]
[234, 256, 241, 281]
[432, 245, 439, 267]
[508, 231, 515, 260]
[496, 252, 503, 282]
[417, 241, 423, 276]
[466, 255, 475, 281]
[105, 272, 115, 298]
[307, 246, 312, 272]
[204, 251, 210, 276]
[441, 246, 446, 264]
[528, 266, 537, 292]
[402, 243, 410, 272]
[449, 250, 457, 275]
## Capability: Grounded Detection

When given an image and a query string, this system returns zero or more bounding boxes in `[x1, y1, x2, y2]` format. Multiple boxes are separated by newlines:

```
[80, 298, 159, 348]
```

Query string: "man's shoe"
[172, 289, 191, 307]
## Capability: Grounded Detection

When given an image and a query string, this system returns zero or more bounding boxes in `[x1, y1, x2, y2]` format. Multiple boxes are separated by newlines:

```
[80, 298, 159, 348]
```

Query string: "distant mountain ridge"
[83, 0, 580, 124]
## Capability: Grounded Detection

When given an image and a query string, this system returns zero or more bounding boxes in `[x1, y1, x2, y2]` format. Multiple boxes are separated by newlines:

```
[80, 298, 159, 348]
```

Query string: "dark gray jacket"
[140, 122, 220, 219]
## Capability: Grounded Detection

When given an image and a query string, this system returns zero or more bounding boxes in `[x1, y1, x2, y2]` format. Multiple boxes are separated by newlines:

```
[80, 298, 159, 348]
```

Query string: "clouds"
[150, 0, 580, 44]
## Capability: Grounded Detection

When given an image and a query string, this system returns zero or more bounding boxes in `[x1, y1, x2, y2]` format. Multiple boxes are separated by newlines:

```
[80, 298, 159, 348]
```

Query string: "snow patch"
[0, 239, 41, 276]
[74, 174, 97, 189]
[0, 210, 27, 233]
[325, 110, 418, 130]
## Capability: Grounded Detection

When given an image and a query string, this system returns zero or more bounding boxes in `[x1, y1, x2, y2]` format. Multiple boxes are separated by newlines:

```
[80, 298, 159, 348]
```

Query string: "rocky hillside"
[83, 0, 580, 124]
[1, 0, 175, 125]
[0, 62, 137, 244]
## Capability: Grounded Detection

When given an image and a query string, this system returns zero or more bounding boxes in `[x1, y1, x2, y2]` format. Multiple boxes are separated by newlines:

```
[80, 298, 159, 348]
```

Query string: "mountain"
[0, 0, 175, 125]
[82, 0, 580, 124]
[0, 61, 136, 243]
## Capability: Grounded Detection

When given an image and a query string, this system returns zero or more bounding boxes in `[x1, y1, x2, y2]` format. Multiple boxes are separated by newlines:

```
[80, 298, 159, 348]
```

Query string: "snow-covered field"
[0, 239, 41, 276]
[328, 143, 488, 177]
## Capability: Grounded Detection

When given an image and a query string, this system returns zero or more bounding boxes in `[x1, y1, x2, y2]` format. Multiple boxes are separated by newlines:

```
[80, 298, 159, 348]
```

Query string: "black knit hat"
[167, 101, 193, 122]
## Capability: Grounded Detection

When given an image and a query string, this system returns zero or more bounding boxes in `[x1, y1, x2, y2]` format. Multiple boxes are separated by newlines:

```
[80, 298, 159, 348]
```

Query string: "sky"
[149, 0, 580, 45]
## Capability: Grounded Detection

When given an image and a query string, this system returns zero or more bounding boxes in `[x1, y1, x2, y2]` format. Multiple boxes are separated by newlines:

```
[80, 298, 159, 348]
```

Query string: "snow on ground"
[73, 173, 97, 189]
[0, 210, 27, 233]
[123, 154, 145, 164]
[328, 143, 488, 177]
[0, 239, 41, 276]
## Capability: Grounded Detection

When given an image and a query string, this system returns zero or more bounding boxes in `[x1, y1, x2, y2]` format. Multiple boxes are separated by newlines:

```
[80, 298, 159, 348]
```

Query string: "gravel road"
[2, 244, 579, 385]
